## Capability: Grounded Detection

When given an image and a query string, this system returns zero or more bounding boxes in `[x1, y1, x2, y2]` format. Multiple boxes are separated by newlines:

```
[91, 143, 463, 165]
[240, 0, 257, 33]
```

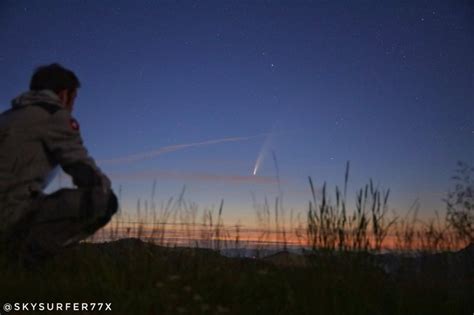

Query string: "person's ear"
[56, 89, 75, 111]
[56, 89, 68, 104]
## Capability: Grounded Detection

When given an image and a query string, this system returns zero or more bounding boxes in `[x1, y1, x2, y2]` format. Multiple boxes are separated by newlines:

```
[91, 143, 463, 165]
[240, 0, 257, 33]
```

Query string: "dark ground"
[0, 238, 472, 315]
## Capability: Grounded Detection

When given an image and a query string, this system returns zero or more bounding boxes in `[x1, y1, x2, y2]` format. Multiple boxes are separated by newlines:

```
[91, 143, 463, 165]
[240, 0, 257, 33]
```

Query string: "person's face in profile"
[57, 89, 77, 112]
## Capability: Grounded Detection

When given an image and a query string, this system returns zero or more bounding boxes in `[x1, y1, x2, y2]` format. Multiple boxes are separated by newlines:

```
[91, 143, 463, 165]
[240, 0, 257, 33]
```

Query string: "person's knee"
[95, 189, 118, 222]
[82, 188, 117, 221]
[105, 190, 118, 218]
[78, 189, 117, 233]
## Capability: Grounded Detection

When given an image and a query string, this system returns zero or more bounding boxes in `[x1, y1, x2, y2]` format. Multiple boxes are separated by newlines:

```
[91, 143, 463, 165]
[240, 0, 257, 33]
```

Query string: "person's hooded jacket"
[0, 90, 110, 232]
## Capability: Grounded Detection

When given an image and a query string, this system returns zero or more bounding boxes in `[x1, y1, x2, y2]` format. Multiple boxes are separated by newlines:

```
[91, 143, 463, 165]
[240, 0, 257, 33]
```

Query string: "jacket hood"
[11, 90, 64, 109]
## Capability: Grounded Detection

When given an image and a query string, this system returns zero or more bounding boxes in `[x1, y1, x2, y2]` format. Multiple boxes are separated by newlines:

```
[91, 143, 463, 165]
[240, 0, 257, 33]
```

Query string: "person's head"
[30, 63, 81, 112]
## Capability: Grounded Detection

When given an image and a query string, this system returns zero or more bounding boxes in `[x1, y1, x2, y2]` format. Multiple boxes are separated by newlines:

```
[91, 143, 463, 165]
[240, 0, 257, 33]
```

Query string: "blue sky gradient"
[1, 0, 472, 225]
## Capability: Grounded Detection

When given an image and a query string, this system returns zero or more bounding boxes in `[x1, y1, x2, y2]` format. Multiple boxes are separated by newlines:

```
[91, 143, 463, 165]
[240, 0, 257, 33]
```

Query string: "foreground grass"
[0, 238, 472, 315]
[1, 162, 471, 314]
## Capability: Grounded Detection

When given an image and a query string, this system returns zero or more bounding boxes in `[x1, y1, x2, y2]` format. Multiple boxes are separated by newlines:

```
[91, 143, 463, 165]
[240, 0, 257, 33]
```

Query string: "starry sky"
[0, 0, 473, 226]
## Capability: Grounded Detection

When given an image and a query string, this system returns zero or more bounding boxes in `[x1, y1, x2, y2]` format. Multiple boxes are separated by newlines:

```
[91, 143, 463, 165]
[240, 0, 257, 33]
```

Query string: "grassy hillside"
[1, 238, 472, 315]
[1, 162, 472, 314]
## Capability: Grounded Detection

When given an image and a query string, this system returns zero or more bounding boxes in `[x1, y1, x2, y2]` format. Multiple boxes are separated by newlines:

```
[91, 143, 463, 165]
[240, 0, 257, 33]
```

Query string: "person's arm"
[41, 108, 111, 191]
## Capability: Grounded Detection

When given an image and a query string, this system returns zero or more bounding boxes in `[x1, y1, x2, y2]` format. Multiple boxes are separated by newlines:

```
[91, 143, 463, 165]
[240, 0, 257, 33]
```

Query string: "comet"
[252, 125, 276, 176]
[252, 154, 263, 175]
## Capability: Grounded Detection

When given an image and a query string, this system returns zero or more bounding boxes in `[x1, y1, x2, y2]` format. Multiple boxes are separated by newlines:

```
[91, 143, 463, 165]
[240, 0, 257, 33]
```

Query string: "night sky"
[1, 1, 472, 226]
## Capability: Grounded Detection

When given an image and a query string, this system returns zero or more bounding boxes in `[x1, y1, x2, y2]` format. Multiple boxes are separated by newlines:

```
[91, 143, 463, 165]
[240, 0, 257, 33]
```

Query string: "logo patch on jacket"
[70, 118, 80, 131]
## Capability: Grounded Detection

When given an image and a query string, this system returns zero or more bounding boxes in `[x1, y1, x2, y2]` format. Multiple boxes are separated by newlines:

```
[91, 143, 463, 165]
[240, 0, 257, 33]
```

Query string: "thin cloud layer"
[100, 134, 269, 165]
[110, 170, 280, 185]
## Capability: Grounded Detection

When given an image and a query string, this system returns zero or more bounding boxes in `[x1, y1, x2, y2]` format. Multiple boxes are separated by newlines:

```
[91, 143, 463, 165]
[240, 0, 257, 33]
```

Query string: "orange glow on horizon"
[91, 219, 468, 252]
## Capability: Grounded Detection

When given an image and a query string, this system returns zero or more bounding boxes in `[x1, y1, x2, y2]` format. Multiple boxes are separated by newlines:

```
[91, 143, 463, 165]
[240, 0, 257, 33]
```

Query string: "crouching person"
[0, 63, 118, 267]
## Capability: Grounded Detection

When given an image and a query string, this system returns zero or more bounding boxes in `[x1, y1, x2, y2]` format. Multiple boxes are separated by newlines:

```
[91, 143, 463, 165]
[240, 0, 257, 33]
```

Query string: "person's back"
[0, 63, 118, 267]
[0, 90, 65, 230]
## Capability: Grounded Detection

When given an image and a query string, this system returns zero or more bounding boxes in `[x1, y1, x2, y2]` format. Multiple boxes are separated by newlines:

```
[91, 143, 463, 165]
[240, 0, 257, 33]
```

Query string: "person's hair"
[29, 63, 81, 94]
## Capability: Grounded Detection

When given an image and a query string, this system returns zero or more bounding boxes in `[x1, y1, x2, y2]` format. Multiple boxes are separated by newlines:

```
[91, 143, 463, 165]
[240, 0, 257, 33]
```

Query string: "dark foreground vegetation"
[0, 238, 472, 315]
[0, 162, 472, 314]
